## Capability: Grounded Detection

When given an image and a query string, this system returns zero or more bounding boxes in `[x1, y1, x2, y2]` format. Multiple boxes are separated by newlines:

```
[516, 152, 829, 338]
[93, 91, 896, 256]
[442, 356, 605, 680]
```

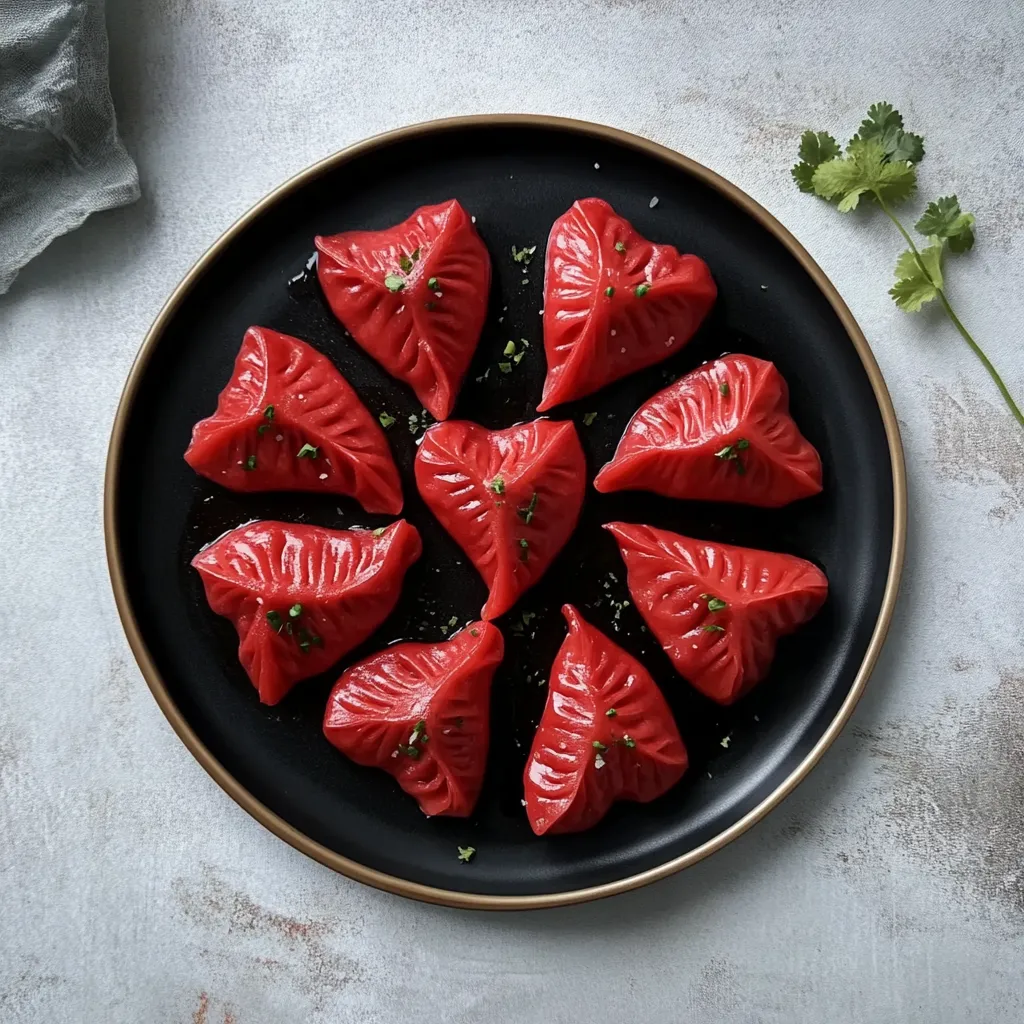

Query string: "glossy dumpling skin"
[414, 417, 586, 620]
[605, 522, 828, 705]
[594, 354, 822, 507]
[323, 622, 503, 817]
[315, 200, 491, 420]
[538, 197, 717, 411]
[184, 326, 403, 515]
[523, 605, 688, 836]
[192, 520, 422, 705]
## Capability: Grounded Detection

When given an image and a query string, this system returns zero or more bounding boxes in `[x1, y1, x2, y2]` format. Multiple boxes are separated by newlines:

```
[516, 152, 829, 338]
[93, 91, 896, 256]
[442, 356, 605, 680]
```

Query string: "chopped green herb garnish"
[257, 423, 269, 436]
[372, 527, 386, 537]
[457, 846, 476, 863]
[265, 610, 283, 632]
[297, 443, 319, 459]
[379, 411, 396, 429]
[384, 273, 405, 292]
[448, 615, 459, 629]
[592, 740, 607, 751]
[521, 611, 536, 626]
[490, 477, 505, 495]
[621, 735, 637, 749]
[518, 538, 529, 561]
[470, 628, 479, 637]
[703, 624, 726, 633]
[513, 350, 525, 365]
[427, 276, 438, 290]
[397, 744, 421, 759]
[289, 603, 303, 618]
[284, 621, 293, 635]
[582, 411, 598, 427]
[715, 440, 749, 463]
[634, 283, 650, 297]
[503, 340, 517, 356]
[604, 286, 615, 297]
[614, 241, 626, 253]
[511, 244, 537, 265]
[399, 254, 413, 273]
[517, 492, 539, 524]
[244, 455, 257, 470]
[605, 708, 618, 718]
[719, 382, 730, 397]
[707, 597, 727, 612]
[498, 361, 512, 373]
[264, 405, 275, 421]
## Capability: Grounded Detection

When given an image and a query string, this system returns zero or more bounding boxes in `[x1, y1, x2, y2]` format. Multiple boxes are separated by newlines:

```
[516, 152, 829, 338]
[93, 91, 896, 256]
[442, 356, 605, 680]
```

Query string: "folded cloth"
[0, 0, 139, 294]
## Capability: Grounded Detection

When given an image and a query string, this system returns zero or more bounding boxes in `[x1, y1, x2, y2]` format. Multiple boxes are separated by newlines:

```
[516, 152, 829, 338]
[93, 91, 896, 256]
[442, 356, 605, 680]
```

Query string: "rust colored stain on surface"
[173, 868, 364, 1010]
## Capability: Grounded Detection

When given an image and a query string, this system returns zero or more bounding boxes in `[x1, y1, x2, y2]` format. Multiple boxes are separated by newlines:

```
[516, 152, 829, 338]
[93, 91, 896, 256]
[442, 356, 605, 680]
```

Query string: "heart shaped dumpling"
[414, 417, 586, 619]
[184, 326, 403, 514]
[192, 520, 422, 705]
[524, 605, 688, 835]
[538, 197, 717, 410]
[323, 622, 504, 817]
[316, 200, 491, 420]
[594, 354, 822, 507]
[606, 522, 828, 705]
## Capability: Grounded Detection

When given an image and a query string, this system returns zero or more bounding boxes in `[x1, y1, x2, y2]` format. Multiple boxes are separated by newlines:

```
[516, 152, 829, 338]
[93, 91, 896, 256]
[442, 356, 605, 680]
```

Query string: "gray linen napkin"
[0, 0, 139, 294]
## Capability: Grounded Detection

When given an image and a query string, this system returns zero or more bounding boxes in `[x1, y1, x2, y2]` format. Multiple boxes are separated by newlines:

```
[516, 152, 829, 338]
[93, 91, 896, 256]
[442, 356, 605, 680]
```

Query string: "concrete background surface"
[1, 1, 1022, 1020]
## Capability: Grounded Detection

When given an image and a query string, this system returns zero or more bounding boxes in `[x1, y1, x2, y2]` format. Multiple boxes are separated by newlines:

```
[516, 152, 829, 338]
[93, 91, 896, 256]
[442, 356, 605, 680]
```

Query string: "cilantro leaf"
[857, 101, 903, 140]
[791, 130, 841, 193]
[812, 138, 916, 211]
[916, 196, 975, 253]
[890, 131, 925, 165]
[851, 102, 924, 166]
[889, 241, 944, 312]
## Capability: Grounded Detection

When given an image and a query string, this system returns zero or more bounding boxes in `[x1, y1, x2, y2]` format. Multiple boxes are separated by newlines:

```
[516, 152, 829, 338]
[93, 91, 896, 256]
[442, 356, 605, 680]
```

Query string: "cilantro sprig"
[793, 102, 1022, 429]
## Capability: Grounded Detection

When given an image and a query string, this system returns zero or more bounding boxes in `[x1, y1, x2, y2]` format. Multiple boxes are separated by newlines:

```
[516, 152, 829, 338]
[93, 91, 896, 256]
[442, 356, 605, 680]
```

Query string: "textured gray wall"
[1, 1, 1022, 1021]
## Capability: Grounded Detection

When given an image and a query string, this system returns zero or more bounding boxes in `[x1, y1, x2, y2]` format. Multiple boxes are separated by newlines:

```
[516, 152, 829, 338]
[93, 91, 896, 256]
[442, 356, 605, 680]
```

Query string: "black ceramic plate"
[107, 116, 904, 908]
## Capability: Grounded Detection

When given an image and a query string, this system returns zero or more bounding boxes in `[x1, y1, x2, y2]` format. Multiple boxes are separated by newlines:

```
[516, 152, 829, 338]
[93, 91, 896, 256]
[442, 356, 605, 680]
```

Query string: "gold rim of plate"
[103, 114, 907, 911]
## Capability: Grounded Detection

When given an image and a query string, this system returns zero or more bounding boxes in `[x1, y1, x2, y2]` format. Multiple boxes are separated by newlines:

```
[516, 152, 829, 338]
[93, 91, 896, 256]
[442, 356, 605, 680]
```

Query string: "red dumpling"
[524, 605, 688, 836]
[538, 197, 717, 411]
[594, 354, 822, 507]
[192, 520, 422, 705]
[323, 622, 503, 817]
[315, 200, 491, 420]
[184, 326, 403, 515]
[605, 522, 828, 705]
[414, 418, 586, 620]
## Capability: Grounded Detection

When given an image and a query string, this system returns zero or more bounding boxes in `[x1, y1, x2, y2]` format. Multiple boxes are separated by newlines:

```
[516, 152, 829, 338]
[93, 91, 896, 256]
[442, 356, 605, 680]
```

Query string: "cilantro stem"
[935, 292, 1024, 429]
[878, 198, 1024, 429]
